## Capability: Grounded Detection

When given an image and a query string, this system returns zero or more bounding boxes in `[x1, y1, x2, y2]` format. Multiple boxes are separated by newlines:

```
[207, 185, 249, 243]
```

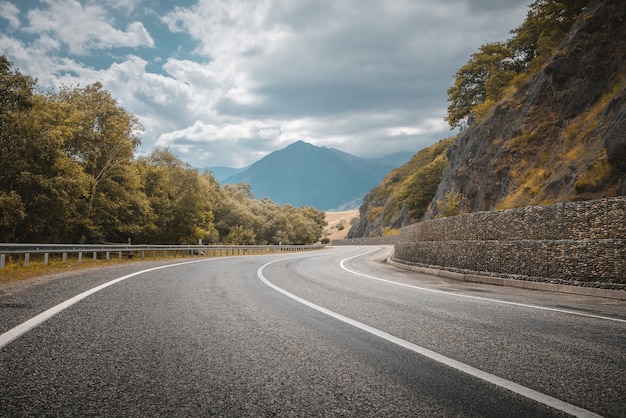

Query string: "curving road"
[0, 246, 625, 417]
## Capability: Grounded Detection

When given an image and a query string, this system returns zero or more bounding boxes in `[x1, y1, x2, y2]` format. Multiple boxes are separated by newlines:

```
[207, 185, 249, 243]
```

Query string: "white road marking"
[0, 248, 337, 351]
[340, 247, 626, 323]
[257, 256, 603, 418]
[0, 259, 212, 350]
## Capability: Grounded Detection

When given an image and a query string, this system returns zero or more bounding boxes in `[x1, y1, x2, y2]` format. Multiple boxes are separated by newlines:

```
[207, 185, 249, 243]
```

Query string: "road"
[0, 246, 624, 417]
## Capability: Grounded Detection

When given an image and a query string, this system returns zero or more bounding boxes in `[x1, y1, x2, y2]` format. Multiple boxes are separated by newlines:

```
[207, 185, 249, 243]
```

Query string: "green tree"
[509, 0, 587, 69]
[296, 206, 326, 243]
[137, 149, 219, 244]
[445, 42, 517, 129]
[0, 57, 90, 242]
[53, 82, 146, 242]
[446, 1, 587, 130]
[395, 156, 448, 221]
[214, 183, 260, 243]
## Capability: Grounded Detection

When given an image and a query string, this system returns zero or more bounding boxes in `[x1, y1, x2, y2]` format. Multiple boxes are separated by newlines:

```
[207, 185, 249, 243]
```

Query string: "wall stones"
[394, 197, 626, 287]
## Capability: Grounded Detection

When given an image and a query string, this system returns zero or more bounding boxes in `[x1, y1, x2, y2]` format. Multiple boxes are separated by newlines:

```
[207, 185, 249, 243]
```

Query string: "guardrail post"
[24, 253, 30, 267]
[119, 251, 122, 260]
[63, 253, 67, 263]
[78, 252, 82, 262]
[141, 250, 145, 259]
[106, 252, 110, 260]
[1, 254, 5, 269]
[93, 252, 97, 260]
[44, 253, 49, 266]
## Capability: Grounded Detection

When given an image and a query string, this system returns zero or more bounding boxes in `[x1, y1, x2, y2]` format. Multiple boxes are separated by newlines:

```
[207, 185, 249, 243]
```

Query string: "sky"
[0, 0, 530, 169]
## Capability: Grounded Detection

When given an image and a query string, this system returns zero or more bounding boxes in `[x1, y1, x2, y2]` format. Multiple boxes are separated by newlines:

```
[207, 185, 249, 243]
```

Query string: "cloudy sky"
[0, 0, 529, 168]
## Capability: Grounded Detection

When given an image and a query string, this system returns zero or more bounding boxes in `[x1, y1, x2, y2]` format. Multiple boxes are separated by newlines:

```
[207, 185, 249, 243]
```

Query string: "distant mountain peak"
[221, 141, 406, 210]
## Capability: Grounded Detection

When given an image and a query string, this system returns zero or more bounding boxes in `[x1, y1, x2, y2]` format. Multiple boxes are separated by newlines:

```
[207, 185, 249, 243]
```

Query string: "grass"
[0, 255, 133, 285]
[0, 247, 289, 287]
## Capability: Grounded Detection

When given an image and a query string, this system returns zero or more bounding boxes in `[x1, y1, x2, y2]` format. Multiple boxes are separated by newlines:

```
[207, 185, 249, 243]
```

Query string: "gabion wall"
[394, 197, 626, 285]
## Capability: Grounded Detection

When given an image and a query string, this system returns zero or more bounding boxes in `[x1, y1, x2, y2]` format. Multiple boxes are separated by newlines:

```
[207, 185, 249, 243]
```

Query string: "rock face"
[426, 0, 626, 218]
[605, 115, 626, 173]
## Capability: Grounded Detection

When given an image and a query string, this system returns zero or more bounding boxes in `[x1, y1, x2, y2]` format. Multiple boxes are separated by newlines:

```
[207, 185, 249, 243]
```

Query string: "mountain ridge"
[219, 141, 410, 210]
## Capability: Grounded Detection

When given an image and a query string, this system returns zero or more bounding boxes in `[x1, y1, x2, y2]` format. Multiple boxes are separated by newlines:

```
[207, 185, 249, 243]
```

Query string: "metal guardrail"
[0, 243, 324, 269]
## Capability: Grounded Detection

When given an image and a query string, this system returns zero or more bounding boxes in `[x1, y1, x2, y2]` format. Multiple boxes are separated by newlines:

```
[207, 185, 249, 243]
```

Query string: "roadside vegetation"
[0, 56, 326, 245]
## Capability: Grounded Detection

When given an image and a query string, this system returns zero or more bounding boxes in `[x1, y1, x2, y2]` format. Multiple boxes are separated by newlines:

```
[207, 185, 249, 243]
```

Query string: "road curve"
[0, 246, 624, 417]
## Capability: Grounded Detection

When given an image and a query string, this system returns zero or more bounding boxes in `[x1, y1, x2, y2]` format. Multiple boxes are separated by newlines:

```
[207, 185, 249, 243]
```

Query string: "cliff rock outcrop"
[426, 0, 626, 217]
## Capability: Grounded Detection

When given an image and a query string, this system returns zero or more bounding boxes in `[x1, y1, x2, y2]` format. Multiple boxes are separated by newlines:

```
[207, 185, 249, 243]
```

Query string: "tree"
[137, 149, 219, 244]
[445, 42, 517, 129]
[223, 225, 256, 245]
[446, 0, 587, 130]
[509, 0, 587, 69]
[395, 156, 448, 221]
[53, 82, 146, 242]
[214, 183, 260, 243]
[0, 57, 90, 242]
[296, 206, 326, 243]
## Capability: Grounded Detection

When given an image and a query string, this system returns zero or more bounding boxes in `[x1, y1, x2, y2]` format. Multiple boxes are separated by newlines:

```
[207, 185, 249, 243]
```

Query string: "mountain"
[221, 140, 395, 210]
[349, 0, 626, 237]
[369, 152, 414, 168]
[206, 166, 247, 182]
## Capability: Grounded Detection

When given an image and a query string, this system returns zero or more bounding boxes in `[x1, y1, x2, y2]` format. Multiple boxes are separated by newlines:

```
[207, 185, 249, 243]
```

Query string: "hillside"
[323, 210, 359, 241]
[428, 0, 626, 217]
[348, 138, 452, 237]
[222, 141, 401, 210]
[349, 0, 625, 237]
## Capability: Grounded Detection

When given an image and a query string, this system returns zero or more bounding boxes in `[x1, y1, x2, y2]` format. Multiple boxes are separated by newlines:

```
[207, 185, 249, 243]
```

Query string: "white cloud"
[0, 1, 20, 30]
[24, 0, 154, 55]
[1, 0, 530, 168]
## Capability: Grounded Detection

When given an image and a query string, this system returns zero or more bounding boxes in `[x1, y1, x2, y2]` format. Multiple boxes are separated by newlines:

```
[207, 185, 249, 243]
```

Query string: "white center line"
[257, 255, 602, 418]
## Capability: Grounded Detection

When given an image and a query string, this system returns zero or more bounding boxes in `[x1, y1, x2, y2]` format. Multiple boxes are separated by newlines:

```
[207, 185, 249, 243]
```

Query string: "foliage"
[136, 149, 220, 244]
[382, 227, 399, 236]
[352, 138, 452, 237]
[0, 57, 327, 244]
[446, 0, 587, 129]
[435, 189, 463, 218]
[446, 42, 518, 129]
[394, 154, 448, 221]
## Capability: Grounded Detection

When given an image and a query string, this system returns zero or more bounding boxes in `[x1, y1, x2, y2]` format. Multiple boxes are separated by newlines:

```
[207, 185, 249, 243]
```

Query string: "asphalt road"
[0, 246, 624, 417]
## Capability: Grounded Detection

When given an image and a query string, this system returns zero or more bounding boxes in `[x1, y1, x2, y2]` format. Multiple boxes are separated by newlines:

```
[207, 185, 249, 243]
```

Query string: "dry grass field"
[323, 209, 359, 241]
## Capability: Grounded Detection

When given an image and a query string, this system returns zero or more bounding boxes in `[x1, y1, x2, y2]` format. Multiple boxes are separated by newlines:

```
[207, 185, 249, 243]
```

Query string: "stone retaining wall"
[394, 197, 626, 287]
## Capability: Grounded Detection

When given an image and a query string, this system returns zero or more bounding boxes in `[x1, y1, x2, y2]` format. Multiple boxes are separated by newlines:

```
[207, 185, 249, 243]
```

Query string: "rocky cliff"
[427, 0, 626, 217]
[349, 0, 625, 237]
